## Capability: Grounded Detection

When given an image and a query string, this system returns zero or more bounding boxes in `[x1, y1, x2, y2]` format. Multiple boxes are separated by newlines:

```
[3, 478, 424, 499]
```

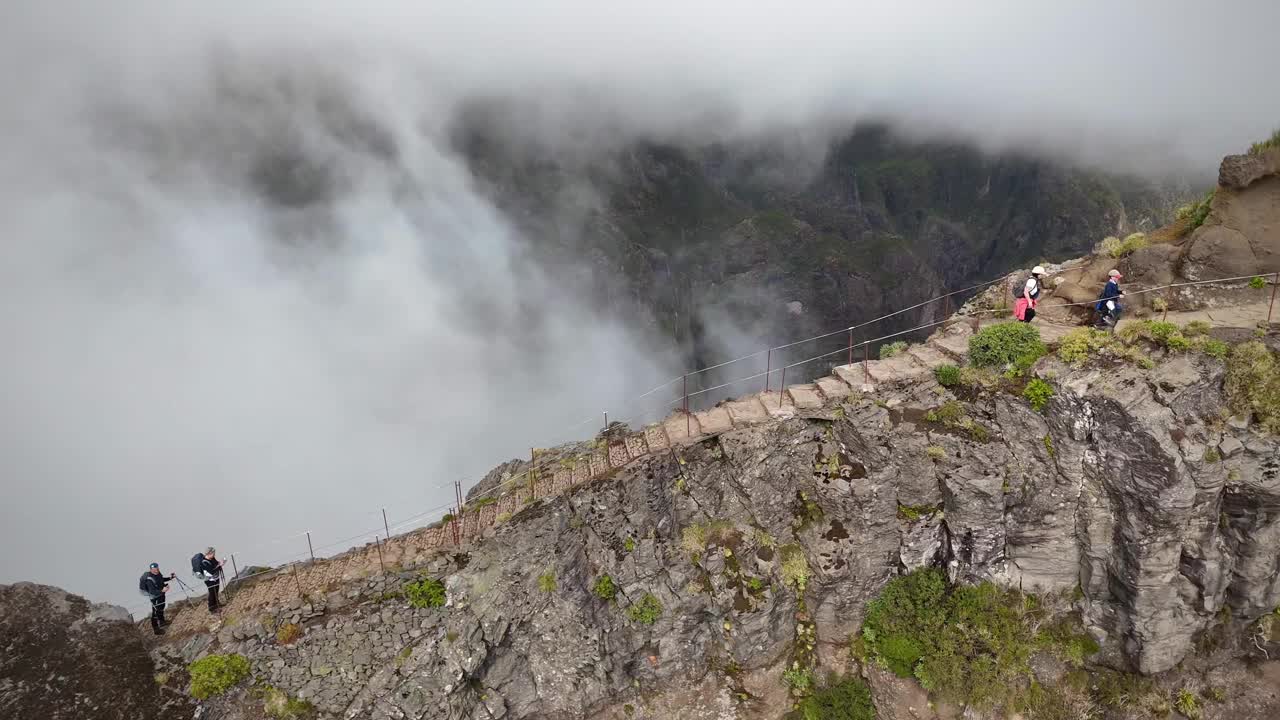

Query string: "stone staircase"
[159, 305, 1269, 637]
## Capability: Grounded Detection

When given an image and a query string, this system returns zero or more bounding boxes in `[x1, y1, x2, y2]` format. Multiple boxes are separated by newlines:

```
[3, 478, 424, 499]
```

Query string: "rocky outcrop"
[0, 582, 193, 720]
[1183, 151, 1280, 281]
[145, 346, 1280, 719]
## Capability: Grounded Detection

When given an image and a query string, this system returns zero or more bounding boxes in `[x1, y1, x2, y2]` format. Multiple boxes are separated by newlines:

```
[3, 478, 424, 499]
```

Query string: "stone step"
[786, 383, 824, 410]
[725, 395, 770, 424]
[905, 344, 952, 369]
[927, 332, 971, 361]
[757, 390, 796, 419]
[663, 411, 700, 444]
[874, 352, 933, 382]
[694, 406, 734, 436]
[814, 375, 852, 401]
[833, 363, 874, 387]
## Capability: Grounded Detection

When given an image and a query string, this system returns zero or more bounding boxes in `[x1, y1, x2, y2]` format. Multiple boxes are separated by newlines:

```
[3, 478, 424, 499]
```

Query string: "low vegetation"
[1023, 379, 1054, 412]
[593, 574, 617, 600]
[924, 400, 990, 441]
[933, 363, 961, 387]
[1226, 341, 1280, 433]
[780, 545, 811, 592]
[789, 674, 876, 720]
[858, 569, 1099, 712]
[897, 503, 941, 522]
[879, 341, 909, 359]
[259, 685, 316, 719]
[538, 571, 557, 593]
[1098, 232, 1148, 258]
[1185, 189, 1216, 232]
[1250, 128, 1280, 156]
[275, 622, 302, 645]
[968, 323, 1046, 369]
[404, 575, 447, 609]
[626, 592, 663, 625]
[188, 653, 252, 700]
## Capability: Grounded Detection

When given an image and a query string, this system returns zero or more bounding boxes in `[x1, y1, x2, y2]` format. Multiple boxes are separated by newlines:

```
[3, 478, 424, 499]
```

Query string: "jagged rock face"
[0, 582, 191, 720]
[1183, 151, 1280, 280]
[178, 352, 1277, 718]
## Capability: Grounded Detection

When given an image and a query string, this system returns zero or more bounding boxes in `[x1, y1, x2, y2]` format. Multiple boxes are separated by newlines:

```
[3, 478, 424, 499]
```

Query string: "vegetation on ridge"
[188, 653, 252, 700]
[968, 323, 1046, 369]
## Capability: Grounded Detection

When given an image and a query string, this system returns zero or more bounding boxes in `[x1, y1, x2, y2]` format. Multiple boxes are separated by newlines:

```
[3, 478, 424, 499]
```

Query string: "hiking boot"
[153, 627, 166, 635]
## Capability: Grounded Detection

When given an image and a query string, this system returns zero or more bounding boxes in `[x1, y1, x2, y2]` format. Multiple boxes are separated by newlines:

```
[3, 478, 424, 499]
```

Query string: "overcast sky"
[2, 1, 1278, 611]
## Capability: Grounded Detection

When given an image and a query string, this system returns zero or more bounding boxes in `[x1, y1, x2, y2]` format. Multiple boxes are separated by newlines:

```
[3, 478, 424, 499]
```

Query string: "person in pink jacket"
[1014, 266, 1045, 322]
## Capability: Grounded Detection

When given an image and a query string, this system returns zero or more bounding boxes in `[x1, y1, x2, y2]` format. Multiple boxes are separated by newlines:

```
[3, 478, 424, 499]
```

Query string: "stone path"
[160, 302, 1273, 638]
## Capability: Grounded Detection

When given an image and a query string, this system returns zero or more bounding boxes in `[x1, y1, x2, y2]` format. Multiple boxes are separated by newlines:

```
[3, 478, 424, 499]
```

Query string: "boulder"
[1182, 224, 1259, 280]
[1219, 150, 1280, 190]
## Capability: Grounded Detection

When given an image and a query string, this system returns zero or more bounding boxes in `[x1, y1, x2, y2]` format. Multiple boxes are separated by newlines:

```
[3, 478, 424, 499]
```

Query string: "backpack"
[191, 553, 205, 576]
[1012, 277, 1039, 299]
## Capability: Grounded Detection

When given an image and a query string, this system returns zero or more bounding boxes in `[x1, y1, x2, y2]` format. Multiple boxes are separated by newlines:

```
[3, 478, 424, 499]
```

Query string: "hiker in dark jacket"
[197, 547, 225, 613]
[138, 563, 176, 634]
[1095, 269, 1124, 329]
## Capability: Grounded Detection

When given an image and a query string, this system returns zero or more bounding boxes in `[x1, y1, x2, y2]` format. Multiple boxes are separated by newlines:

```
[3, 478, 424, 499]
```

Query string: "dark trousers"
[205, 581, 220, 611]
[149, 595, 167, 632]
[1020, 307, 1036, 323]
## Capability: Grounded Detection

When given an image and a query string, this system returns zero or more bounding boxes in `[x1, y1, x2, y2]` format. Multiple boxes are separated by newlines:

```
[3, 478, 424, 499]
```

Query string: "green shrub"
[924, 400, 965, 424]
[1100, 233, 1147, 258]
[593, 574, 617, 600]
[1188, 189, 1215, 231]
[188, 653, 251, 700]
[925, 445, 945, 460]
[793, 675, 876, 720]
[624, 537, 636, 552]
[861, 569, 948, 678]
[404, 576, 446, 608]
[1251, 276, 1268, 289]
[1166, 332, 1191, 352]
[783, 666, 814, 693]
[915, 583, 1040, 709]
[1226, 341, 1280, 433]
[1250, 128, 1280, 155]
[880, 341, 908, 359]
[969, 323, 1046, 368]
[897, 503, 940, 522]
[538, 571, 557, 593]
[1023, 379, 1054, 412]
[1204, 446, 1221, 462]
[627, 593, 663, 625]
[1057, 327, 1111, 365]
[934, 364, 961, 387]
[1151, 297, 1169, 312]
[860, 570, 1097, 712]
[1175, 203, 1196, 221]
[1175, 688, 1201, 720]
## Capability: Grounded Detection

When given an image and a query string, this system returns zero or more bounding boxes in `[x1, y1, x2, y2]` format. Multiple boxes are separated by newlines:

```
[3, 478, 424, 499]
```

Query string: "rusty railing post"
[451, 507, 460, 546]
[229, 554, 239, 583]
[764, 348, 772, 392]
[528, 448, 535, 499]
[374, 535, 386, 574]
[1270, 272, 1279, 326]
[603, 411, 608, 430]
[847, 329, 853, 366]
[382, 509, 391, 540]
[683, 374, 690, 436]
[291, 562, 304, 598]
[1163, 284, 1173, 323]
[306, 532, 314, 563]
[862, 342, 869, 384]
[778, 366, 786, 408]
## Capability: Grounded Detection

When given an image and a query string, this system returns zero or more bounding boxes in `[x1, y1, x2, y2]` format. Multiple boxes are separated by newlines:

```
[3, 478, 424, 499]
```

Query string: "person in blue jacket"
[1095, 269, 1124, 329]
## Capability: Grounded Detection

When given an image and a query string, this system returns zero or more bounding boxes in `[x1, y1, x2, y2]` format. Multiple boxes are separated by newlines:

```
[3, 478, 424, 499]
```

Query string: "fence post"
[863, 342, 869, 384]
[683, 374, 690, 436]
[847, 329, 853, 366]
[229, 554, 239, 583]
[1163, 285, 1173, 323]
[1270, 272, 1279, 326]
[764, 348, 772, 392]
[291, 562, 304, 598]
[528, 448, 535, 499]
[306, 532, 314, 563]
[451, 508, 460, 546]
[374, 535, 386, 575]
[778, 366, 786, 408]
[943, 291, 951, 319]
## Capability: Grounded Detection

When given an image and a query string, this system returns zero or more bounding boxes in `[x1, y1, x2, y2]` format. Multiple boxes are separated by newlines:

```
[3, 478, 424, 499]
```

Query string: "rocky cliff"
[5, 151, 1280, 720]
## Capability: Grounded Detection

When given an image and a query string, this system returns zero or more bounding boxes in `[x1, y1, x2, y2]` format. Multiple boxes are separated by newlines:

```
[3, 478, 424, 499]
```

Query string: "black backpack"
[1012, 277, 1040, 299]
[191, 553, 205, 576]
